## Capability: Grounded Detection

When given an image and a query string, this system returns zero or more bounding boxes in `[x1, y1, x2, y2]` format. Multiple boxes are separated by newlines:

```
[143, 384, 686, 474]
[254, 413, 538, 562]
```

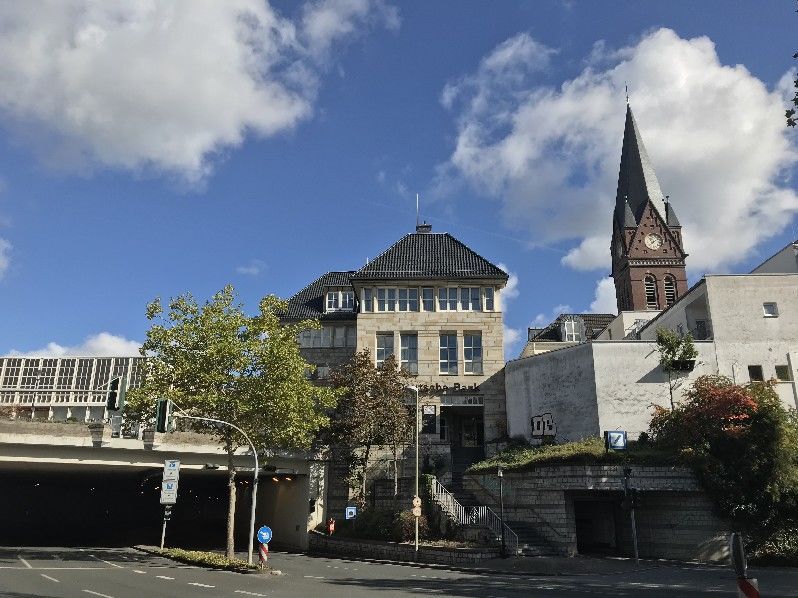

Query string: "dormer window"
[326, 289, 354, 312]
[564, 319, 581, 342]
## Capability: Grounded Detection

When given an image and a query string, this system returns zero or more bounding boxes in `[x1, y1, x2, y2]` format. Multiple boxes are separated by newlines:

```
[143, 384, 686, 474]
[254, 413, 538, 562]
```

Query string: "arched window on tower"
[644, 275, 659, 310]
[664, 275, 677, 307]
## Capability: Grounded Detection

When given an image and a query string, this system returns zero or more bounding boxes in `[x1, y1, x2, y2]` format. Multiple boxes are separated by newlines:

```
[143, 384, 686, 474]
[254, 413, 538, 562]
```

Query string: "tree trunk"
[361, 444, 371, 502]
[392, 443, 399, 498]
[226, 440, 236, 560]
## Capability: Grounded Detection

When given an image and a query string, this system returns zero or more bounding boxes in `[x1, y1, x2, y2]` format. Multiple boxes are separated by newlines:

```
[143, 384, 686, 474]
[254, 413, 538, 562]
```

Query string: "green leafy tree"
[126, 285, 338, 558]
[649, 375, 798, 548]
[655, 327, 699, 409]
[327, 350, 414, 502]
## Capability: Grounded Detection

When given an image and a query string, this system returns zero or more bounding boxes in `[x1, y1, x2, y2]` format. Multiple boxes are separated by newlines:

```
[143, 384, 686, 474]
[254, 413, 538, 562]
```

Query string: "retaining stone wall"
[466, 465, 729, 563]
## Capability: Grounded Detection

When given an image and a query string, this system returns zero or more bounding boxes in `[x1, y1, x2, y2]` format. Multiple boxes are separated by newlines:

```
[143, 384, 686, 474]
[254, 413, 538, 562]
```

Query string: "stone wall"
[466, 465, 730, 563]
[308, 531, 500, 565]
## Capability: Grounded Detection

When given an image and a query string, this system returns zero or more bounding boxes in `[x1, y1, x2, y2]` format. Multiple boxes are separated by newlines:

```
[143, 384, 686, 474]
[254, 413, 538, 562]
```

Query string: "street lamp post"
[498, 466, 506, 558]
[173, 413, 260, 565]
[407, 385, 420, 553]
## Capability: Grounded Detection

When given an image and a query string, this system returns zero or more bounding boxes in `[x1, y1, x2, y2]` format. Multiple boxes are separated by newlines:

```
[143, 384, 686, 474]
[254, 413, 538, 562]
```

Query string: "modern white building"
[0, 356, 144, 421]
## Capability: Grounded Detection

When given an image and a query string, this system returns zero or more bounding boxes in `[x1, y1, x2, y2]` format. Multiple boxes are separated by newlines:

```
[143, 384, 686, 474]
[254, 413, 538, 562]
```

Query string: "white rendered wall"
[505, 343, 599, 442]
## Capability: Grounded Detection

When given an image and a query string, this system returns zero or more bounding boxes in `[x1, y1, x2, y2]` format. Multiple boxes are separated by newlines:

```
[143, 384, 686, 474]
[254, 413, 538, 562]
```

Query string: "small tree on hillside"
[656, 327, 698, 408]
[327, 350, 414, 502]
[125, 286, 338, 558]
[649, 375, 798, 547]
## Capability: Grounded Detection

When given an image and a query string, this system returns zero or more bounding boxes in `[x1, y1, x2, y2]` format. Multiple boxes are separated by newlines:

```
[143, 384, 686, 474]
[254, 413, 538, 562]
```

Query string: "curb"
[132, 545, 281, 576]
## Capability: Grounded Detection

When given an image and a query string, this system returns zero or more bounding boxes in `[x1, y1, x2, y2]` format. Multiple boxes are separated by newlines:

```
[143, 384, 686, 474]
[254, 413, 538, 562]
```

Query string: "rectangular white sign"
[163, 459, 180, 481]
[160, 480, 178, 505]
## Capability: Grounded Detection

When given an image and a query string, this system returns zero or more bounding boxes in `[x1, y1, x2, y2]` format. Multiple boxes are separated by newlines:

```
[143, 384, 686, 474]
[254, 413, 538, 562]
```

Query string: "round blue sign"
[257, 526, 272, 544]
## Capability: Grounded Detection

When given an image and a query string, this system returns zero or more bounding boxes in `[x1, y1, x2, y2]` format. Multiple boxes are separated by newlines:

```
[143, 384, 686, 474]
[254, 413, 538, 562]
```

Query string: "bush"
[339, 508, 429, 542]
[649, 375, 798, 547]
[393, 510, 429, 542]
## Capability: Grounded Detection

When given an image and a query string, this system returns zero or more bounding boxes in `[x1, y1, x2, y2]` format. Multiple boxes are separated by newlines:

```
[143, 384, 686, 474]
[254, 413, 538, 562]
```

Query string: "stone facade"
[466, 465, 730, 563]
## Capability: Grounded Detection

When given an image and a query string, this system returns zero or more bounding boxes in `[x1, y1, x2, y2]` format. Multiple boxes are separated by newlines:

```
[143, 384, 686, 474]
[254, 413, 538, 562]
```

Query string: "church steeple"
[615, 104, 667, 226]
[610, 105, 688, 313]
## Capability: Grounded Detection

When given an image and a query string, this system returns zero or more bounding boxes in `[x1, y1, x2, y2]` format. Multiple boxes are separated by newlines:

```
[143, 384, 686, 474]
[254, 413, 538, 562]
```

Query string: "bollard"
[258, 542, 268, 569]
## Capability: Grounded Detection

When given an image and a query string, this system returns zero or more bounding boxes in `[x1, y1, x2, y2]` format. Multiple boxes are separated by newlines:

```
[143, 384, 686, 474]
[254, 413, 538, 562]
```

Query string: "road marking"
[18, 557, 32, 569]
[132, 570, 146, 574]
[234, 591, 267, 597]
[40, 574, 59, 583]
[304, 575, 325, 579]
[83, 591, 114, 598]
[89, 555, 124, 568]
[156, 575, 174, 580]
[188, 582, 215, 588]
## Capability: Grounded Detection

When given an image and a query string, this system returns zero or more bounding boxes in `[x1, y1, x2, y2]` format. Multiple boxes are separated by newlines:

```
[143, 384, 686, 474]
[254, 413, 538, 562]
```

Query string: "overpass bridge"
[0, 420, 326, 550]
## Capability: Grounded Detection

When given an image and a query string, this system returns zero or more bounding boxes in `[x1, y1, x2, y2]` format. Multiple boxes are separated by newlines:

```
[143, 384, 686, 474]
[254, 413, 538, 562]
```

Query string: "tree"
[327, 350, 414, 502]
[655, 327, 698, 409]
[649, 375, 798, 546]
[126, 285, 338, 558]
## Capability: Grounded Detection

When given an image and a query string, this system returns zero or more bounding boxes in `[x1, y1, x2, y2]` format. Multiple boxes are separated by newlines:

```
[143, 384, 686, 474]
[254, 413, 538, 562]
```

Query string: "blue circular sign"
[257, 526, 272, 544]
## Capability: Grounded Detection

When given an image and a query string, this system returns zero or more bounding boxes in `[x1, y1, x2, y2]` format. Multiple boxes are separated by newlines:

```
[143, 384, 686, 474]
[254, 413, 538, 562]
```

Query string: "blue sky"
[0, 0, 796, 358]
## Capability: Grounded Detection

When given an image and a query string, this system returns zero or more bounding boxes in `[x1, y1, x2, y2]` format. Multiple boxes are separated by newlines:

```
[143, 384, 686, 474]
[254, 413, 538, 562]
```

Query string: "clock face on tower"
[644, 233, 663, 250]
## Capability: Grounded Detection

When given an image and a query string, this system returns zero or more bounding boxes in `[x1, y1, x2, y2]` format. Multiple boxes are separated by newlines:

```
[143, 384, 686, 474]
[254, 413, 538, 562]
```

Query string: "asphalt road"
[1, 547, 797, 598]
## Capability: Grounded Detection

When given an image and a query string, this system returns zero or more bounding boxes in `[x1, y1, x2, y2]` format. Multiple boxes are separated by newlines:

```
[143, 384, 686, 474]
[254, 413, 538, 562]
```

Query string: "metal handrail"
[429, 477, 518, 555]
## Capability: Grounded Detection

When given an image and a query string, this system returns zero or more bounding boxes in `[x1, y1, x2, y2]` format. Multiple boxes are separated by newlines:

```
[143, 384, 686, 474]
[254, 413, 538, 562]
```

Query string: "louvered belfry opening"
[644, 275, 659, 309]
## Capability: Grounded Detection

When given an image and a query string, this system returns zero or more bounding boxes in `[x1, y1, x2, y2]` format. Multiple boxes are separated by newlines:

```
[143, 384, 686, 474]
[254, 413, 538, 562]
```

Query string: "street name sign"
[257, 526, 273, 544]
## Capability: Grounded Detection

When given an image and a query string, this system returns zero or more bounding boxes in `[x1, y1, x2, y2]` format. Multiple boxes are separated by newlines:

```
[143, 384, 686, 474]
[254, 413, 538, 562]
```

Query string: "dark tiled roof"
[350, 233, 508, 281]
[283, 271, 356, 321]
[529, 313, 615, 342]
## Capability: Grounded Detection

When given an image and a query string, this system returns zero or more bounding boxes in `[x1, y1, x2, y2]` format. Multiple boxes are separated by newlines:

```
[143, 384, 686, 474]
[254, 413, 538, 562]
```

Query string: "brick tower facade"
[611, 105, 688, 312]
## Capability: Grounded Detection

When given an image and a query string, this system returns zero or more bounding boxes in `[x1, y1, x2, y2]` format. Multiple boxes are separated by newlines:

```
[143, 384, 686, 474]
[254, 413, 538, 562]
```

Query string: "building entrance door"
[461, 416, 481, 447]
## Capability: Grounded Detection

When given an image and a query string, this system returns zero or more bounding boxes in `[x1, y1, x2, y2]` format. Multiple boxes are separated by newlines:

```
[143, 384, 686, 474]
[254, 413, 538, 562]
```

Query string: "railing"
[429, 477, 519, 555]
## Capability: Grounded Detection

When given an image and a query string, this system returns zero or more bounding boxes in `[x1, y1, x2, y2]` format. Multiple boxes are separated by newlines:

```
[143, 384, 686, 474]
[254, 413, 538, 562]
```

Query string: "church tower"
[611, 105, 688, 312]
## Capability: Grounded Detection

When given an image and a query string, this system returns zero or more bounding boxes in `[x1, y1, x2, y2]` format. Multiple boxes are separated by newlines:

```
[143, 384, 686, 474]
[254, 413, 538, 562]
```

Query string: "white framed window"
[464, 333, 483, 375]
[422, 287, 435, 311]
[459, 287, 481, 311]
[377, 288, 398, 312]
[376, 333, 394, 366]
[563, 320, 581, 342]
[439, 333, 458, 375]
[438, 288, 458, 311]
[398, 288, 419, 312]
[363, 288, 373, 312]
[342, 291, 354, 310]
[400, 333, 418, 374]
[326, 291, 339, 310]
[326, 289, 354, 312]
[763, 302, 779, 318]
[484, 287, 495, 311]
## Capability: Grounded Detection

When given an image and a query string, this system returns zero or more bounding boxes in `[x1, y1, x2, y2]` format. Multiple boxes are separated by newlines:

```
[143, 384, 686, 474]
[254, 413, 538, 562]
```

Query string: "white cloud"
[588, 277, 617, 314]
[236, 259, 266, 276]
[440, 28, 798, 273]
[0, 1, 397, 182]
[531, 303, 572, 327]
[8, 332, 141, 357]
[0, 238, 10, 279]
[496, 262, 523, 357]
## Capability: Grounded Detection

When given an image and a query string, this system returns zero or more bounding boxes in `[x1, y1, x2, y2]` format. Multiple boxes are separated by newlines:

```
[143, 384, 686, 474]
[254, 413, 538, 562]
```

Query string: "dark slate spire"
[614, 104, 667, 228]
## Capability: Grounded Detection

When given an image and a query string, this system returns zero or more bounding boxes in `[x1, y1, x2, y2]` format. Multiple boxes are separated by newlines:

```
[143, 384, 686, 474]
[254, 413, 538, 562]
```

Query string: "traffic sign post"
[159, 460, 180, 548]
[257, 526, 272, 570]
[259, 542, 268, 569]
